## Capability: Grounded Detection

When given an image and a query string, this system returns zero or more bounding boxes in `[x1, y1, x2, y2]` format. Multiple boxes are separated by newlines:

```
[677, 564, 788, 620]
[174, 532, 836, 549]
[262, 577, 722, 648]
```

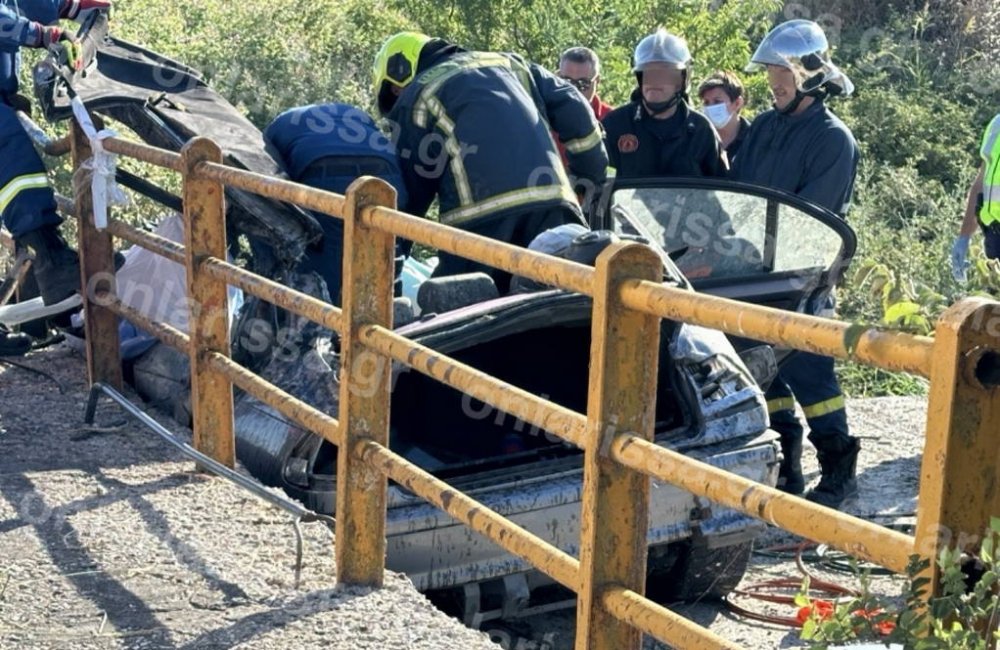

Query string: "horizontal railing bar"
[105, 295, 192, 353]
[103, 137, 183, 172]
[44, 135, 71, 157]
[204, 351, 342, 447]
[107, 218, 186, 265]
[196, 161, 347, 218]
[602, 587, 745, 650]
[201, 257, 344, 334]
[612, 435, 914, 574]
[358, 439, 581, 590]
[363, 205, 596, 297]
[359, 324, 589, 449]
[619, 279, 934, 378]
[106, 295, 341, 447]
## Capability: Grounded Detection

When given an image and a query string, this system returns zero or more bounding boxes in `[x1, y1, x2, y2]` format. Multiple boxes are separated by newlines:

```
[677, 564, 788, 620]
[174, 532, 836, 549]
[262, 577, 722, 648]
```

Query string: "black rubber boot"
[776, 430, 805, 495]
[17, 225, 81, 306]
[0, 324, 31, 356]
[805, 433, 860, 510]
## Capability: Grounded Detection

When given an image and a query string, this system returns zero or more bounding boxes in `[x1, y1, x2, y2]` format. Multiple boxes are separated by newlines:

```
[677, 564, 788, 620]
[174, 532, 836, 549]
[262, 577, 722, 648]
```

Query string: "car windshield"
[609, 185, 847, 281]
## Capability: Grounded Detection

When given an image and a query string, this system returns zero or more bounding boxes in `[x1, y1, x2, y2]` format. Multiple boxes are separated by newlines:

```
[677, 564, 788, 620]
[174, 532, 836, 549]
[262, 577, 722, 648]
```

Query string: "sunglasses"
[559, 75, 596, 91]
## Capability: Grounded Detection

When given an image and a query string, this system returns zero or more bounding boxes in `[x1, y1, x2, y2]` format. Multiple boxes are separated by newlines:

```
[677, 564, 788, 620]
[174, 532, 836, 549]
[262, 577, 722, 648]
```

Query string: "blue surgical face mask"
[704, 103, 733, 129]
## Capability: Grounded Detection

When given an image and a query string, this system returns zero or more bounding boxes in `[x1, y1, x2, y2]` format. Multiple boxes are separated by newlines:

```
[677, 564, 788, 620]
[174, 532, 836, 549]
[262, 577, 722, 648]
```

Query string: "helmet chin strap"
[777, 87, 827, 115]
[642, 90, 684, 116]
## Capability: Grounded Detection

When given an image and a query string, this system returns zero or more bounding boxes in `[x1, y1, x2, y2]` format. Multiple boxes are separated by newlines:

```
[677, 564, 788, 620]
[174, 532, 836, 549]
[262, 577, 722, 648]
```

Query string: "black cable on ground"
[0, 357, 67, 393]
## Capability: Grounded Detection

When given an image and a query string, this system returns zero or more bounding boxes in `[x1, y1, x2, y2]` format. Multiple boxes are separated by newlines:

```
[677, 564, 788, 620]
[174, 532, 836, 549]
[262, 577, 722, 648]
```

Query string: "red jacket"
[557, 94, 612, 166]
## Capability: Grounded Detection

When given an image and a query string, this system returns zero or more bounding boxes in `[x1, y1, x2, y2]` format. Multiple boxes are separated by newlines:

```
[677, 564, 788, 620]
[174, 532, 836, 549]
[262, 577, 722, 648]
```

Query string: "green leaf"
[884, 300, 923, 324]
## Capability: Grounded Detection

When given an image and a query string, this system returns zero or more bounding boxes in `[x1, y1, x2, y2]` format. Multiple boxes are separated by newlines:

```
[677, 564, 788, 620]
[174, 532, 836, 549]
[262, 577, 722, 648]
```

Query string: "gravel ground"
[0, 345, 499, 650]
[508, 396, 927, 650]
[0, 346, 929, 650]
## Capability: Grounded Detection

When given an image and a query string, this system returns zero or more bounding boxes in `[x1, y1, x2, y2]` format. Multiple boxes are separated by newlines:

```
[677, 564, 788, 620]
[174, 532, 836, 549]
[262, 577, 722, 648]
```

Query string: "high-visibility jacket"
[388, 48, 608, 227]
[979, 113, 1000, 227]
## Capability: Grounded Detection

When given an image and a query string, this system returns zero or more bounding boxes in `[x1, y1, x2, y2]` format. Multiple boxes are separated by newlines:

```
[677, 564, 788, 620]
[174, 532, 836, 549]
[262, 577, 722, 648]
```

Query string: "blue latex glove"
[951, 235, 971, 283]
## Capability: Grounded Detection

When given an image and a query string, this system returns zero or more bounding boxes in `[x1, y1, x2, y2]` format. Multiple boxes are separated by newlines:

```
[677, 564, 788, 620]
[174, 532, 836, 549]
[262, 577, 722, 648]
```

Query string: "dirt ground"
[0, 345, 928, 650]
[0, 346, 499, 650]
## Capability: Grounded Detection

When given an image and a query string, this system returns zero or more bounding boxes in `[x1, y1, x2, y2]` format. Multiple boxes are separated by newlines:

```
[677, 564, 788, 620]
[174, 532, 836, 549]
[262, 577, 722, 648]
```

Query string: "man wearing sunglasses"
[557, 47, 612, 122]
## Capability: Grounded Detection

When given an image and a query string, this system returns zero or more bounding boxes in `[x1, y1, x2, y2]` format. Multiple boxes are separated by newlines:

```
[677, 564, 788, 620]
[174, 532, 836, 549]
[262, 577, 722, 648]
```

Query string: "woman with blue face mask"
[698, 71, 750, 162]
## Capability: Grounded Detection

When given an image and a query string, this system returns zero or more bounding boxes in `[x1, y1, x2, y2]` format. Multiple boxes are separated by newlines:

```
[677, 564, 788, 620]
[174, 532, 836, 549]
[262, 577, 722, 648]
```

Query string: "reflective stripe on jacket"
[389, 50, 607, 227]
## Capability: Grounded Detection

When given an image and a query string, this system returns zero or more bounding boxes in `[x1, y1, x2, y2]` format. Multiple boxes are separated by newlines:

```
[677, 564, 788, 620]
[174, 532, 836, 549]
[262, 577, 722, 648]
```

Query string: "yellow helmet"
[373, 32, 432, 114]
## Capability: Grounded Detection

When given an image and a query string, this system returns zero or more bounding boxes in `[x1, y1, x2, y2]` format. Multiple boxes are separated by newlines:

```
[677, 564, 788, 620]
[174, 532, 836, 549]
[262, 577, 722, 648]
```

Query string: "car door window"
[608, 185, 849, 282]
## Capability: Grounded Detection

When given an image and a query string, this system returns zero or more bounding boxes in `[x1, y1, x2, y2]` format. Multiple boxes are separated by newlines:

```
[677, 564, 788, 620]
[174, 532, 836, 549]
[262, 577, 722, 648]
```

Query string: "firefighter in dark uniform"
[733, 19, 861, 509]
[0, 0, 109, 306]
[602, 29, 726, 179]
[372, 32, 608, 294]
[0, 0, 109, 357]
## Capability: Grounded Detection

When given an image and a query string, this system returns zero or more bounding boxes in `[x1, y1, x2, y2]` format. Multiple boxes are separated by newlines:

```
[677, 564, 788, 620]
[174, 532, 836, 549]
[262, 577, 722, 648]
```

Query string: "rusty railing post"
[335, 177, 396, 587]
[181, 137, 235, 468]
[576, 241, 663, 650]
[71, 118, 122, 389]
[915, 297, 1000, 602]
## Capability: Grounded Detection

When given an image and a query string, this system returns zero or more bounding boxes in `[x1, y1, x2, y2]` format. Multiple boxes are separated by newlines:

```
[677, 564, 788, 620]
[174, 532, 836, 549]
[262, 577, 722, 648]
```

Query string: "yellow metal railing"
[56, 117, 1000, 650]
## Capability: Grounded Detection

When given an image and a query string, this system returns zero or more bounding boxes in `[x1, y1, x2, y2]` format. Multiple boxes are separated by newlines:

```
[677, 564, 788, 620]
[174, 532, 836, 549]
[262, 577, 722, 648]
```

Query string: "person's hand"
[951, 234, 971, 283]
[61, 0, 113, 23]
[39, 26, 84, 71]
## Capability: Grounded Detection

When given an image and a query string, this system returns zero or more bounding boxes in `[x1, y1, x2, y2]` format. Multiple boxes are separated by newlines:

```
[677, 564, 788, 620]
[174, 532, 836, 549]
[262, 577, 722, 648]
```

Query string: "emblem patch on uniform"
[618, 134, 639, 153]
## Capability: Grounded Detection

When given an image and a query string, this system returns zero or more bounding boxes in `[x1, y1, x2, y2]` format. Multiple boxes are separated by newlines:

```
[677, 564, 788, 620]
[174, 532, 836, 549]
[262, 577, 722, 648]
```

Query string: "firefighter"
[0, 1, 109, 309]
[264, 102, 413, 304]
[951, 113, 1000, 282]
[602, 28, 727, 179]
[733, 19, 861, 509]
[373, 32, 607, 294]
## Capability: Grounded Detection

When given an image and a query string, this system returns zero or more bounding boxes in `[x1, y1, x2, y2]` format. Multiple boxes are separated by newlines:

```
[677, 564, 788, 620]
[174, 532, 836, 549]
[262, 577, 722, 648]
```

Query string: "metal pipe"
[107, 219, 186, 265]
[358, 439, 581, 590]
[105, 295, 341, 447]
[359, 324, 589, 449]
[196, 161, 347, 219]
[84, 382, 332, 527]
[612, 435, 914, 574]
[362, 205, 596, 297]
[601, 587, 745, 650]
[203, 351, 342, 447]
[619, 279, 935, 378]
[102, 137, 183, 172]
[201, 257, 344, 334]
[0, 251, 32, 307]
[104, 296, 192, 354]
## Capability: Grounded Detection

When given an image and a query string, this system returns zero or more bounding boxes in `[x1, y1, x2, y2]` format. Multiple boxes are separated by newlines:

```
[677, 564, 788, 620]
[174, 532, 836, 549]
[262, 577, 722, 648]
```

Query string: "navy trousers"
[766, 350, 850, 441]
[0, 101, 61, 238]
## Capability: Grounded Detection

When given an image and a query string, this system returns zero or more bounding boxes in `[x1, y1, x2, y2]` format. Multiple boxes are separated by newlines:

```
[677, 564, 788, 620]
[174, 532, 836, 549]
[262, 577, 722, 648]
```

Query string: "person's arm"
[700, 126, 728, 177]
[961, 167, 986, 237]
[523, 59, 608, 187]
[0, 5, 44, 48]
[951, 166, 985, 282]
[797, 129, 858, 216]
[393, 113, 440, 219]
[602, 113, 621, 173]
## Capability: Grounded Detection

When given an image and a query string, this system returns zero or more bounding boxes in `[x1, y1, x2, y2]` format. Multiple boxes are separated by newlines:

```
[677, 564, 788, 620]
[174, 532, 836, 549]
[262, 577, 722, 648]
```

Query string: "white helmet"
[632, 28, 692, 73]
[747, 20, 854, 97]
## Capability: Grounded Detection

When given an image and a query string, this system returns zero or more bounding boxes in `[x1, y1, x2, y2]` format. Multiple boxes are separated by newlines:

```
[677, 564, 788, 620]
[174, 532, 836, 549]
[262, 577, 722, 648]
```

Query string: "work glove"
[38, 25, 84, 71]
[60, 0, 113, 23]
[951, 234, 971, 283]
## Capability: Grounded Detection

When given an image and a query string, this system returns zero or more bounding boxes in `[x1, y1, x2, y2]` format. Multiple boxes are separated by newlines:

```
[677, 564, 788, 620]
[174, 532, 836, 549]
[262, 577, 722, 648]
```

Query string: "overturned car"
[33, 16, 857, 625]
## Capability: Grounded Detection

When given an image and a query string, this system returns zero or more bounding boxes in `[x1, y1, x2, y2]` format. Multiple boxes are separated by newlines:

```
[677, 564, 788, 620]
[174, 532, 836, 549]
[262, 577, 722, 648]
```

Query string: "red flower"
[851, 607, 897, 636]
[797, 599, 835, 624]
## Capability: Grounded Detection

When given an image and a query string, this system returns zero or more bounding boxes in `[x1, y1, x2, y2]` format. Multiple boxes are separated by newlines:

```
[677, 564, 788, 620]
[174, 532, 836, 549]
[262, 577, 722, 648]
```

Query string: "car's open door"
[593, 177, 857, 315]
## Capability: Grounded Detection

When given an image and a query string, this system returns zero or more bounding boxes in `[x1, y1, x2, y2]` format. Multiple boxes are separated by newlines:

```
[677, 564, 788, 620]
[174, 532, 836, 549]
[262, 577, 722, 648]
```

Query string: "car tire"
[647, 539, 753, 603]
